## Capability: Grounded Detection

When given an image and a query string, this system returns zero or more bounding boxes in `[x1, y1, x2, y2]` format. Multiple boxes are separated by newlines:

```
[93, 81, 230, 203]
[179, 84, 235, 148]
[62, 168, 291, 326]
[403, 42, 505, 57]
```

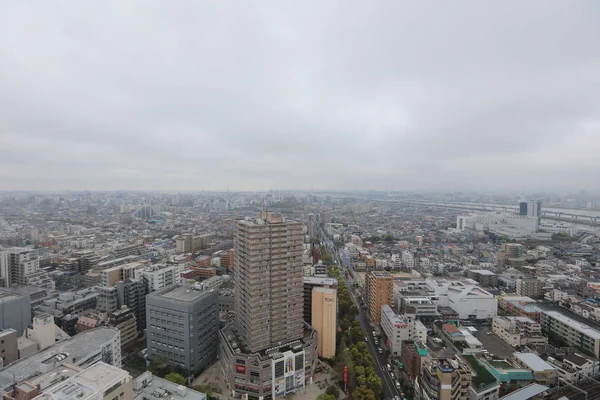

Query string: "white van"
[386, 364, 391, 372]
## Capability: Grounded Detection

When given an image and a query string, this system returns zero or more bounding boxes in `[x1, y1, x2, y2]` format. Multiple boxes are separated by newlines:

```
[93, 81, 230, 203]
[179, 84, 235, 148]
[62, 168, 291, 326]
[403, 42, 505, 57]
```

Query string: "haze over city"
[1, 1, 599, 192]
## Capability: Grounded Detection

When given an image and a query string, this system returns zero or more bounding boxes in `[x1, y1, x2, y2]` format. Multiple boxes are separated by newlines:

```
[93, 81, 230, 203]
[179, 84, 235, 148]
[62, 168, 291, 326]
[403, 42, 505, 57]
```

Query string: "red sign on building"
[236, 365, 246, 373]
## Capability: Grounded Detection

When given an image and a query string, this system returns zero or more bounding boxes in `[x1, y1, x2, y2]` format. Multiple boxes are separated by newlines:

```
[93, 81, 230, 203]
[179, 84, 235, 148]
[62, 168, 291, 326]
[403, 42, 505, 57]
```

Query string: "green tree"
[165, 372, 186, 385]
[353, 386, 376, 400]
[326, 385, 341, 399]
[192, 385, 213, 396]
[316, 394, 336, 400]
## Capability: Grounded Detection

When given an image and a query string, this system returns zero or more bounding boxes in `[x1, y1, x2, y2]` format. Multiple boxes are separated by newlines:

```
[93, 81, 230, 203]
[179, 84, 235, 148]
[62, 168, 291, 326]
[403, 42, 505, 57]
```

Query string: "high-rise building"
[0, 289, 31, 335]
[108, 306, 138, 350]
[528, 201, 542, 218]
[0, 248, 41, 288]
[311, 287, 337, 358]
[146, 284, 218, 374]
[234, 212, 304, 353]
[519, 202, 528, 216]
[303, 276, 338, 324]
[368, 271, 394, 324]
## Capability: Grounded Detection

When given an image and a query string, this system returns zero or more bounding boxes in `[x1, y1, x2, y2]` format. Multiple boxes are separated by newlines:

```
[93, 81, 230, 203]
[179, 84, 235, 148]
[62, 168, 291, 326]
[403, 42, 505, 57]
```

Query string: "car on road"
[395, 381, 401, 390]
[365, 336, 368, 342]
[390, 372, 395, 379]
[377, 347, 383, 354]
[386, 363, 391, 371]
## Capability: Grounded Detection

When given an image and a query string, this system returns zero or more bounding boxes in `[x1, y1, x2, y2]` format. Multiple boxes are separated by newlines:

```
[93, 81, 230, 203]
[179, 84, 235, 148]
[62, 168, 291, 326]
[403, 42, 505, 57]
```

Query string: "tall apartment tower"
[234, 212, 304, 353]
[368, 271, 394, 324]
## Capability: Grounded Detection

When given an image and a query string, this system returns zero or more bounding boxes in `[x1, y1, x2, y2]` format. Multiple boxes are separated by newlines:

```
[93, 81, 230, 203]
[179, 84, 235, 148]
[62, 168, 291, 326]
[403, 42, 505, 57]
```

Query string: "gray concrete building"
[0, 329, 18, 367]
[0, 289, 31, 335]
[146, 284, 218, 374]
[234, 212, 304, 353]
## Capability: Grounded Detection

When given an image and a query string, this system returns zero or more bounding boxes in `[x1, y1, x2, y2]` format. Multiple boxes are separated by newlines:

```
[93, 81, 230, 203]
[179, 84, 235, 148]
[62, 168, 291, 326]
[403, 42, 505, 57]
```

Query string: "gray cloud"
[1, 0, 599, 192]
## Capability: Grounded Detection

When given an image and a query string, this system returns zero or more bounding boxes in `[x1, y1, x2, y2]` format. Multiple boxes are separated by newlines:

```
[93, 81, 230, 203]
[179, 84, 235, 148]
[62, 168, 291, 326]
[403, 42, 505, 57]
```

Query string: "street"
[324, 235, 399, 400]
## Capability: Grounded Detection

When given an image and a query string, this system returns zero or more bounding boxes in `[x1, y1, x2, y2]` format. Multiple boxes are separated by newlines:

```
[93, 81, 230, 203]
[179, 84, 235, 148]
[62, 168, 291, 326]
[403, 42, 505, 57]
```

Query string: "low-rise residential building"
[513, 353, 558, 386]
[541, 310, 600, 358]
[492, 316, 547, 347]
[467, 270, 498, 287]
[498, 296, 542, 322]
[546, 352, 600, 384]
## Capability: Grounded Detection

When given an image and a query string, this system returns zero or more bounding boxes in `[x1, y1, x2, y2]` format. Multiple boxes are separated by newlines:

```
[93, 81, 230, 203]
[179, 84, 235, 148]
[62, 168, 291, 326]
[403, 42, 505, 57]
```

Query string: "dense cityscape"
[1, 1, 598, 400]
[1, 191, 600, 400]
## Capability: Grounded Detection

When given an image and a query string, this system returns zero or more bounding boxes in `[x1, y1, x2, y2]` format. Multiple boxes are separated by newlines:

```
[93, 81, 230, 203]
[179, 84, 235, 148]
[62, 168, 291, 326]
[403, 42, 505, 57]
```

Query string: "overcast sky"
[1, 1, 599, 192]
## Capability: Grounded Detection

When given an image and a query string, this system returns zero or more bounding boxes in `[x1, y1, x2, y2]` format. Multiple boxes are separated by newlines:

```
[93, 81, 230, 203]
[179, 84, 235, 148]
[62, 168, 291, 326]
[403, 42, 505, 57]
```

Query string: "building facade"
[541, 310, 600, 358]
[136, 264, 183, 292]
[417, 358, 471, 400]
[380, 305, 411, 357]
[303, 276, 338, 324]
[108, 306, 138, 350]
[368, 271, 394, 324]
[492, 316, 547, 347]
[234, 212, 304, 353]
[516, 278, 544, 299]
[146, 284, 218, 373]
[0, 289, 31, 335]
[311, 287, 337, 358]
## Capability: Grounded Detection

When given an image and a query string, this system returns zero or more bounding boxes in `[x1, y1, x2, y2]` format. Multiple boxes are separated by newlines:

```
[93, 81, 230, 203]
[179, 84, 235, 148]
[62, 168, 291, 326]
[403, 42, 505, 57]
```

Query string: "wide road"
[325, 237, 399, 399]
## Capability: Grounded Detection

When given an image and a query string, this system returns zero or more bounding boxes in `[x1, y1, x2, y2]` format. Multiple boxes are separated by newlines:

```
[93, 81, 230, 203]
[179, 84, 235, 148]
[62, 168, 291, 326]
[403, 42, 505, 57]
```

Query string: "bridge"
[379, 199, 600, 227]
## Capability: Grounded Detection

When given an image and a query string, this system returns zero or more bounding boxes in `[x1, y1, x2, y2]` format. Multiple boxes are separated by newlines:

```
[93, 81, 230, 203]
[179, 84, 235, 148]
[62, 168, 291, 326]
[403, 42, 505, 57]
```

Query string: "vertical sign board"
[343, 366, 348, 384]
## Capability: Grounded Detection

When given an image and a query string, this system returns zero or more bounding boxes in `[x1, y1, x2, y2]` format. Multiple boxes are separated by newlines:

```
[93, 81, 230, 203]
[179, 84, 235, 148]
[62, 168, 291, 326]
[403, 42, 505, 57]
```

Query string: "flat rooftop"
[499, 383, 549, 400]
[133, 374, 206, 400]
[149, 284, 214, 303]
[542, 310, 600, 339]
[470, 269, 497, 276]
[0, 327, 120, 394]
[303, 276, 338, 286]
[514, 353, 556, 372]
[36, 362, 128, 400]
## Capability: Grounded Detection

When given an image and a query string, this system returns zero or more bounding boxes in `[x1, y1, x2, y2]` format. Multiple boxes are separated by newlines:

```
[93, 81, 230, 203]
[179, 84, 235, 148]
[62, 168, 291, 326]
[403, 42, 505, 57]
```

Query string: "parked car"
[386, 364, 391, 371]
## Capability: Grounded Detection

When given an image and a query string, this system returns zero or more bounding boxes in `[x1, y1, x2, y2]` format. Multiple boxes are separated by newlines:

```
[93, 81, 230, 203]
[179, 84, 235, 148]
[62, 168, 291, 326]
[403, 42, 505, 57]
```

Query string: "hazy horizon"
[1, 1, 599, 192]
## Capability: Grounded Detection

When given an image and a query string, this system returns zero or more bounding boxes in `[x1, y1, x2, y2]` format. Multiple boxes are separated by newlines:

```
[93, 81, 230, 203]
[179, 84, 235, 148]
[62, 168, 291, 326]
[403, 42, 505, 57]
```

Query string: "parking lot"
[473, 326, 516, 358]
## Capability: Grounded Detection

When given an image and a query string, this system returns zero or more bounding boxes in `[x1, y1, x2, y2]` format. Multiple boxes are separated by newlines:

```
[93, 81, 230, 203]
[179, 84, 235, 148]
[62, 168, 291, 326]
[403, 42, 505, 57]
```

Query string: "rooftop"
[34, 362, 129, 400]
[461, 355, 499, 391]
[498, 383, 549, 400]
[0, 327, 120, 394]
[148, 284, 215, 304]
[471, 269, 497, 276]
[514, 353, 556, 372]
[303, 276, 338, 286]
[133, 373, 206, 400]
[542, 310, 600, 339]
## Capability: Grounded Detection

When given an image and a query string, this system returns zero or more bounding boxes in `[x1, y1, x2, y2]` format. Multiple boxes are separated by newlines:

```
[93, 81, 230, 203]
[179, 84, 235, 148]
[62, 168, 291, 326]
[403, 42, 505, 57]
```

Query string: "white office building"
[380, 305, 412, 356]
[135, 264, 183, 292]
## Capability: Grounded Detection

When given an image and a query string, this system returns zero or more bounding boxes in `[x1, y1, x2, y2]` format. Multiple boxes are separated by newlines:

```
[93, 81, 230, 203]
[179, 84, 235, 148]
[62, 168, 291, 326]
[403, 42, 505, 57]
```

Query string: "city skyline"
[1, 1, 599, 192]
